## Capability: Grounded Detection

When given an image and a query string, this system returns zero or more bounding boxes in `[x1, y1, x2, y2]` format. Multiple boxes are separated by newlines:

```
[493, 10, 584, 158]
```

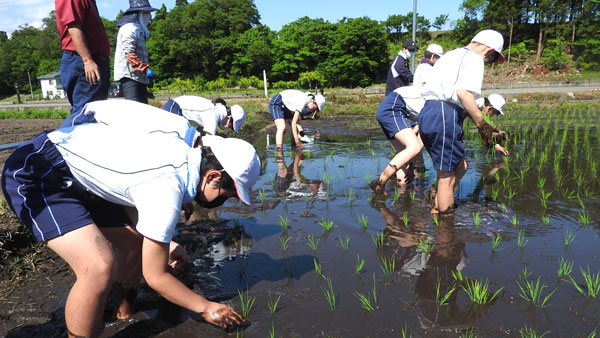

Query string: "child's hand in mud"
[494, 143, 509, 156]
[201, 302, 244, 331]
[168, 241, 190, 270]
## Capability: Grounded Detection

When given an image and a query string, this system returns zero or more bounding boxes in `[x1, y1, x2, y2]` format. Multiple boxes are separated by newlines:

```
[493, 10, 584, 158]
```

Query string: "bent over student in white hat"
[2, 124, 260, 336]
[163, 96, 246, 136]
[269, 89, 325, 150]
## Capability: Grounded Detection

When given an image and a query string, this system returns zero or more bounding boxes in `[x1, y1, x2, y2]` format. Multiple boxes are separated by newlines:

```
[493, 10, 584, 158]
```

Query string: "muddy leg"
[47, 224, 116, 338]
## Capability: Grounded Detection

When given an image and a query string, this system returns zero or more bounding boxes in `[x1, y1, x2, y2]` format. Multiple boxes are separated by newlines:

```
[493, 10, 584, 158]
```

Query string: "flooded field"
[198, 108, 599, 337]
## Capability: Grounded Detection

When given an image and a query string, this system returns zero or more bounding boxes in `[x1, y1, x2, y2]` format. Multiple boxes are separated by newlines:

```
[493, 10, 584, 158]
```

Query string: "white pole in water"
[266, 134, 270, 147]
[263, 70, 268, 98]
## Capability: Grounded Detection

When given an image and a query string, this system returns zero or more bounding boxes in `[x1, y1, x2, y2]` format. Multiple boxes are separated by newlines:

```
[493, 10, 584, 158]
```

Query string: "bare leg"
[101, 226, 143, 319]
[47, 224, 116, 337]
[274, 119, 286, 148]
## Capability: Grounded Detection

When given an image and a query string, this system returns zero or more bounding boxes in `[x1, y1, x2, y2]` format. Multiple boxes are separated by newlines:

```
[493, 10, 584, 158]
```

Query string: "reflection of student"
[274, 149, 323, 198]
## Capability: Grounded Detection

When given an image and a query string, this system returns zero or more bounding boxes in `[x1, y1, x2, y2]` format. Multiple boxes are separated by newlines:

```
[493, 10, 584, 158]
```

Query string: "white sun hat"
[230, 105, 245, 133]
[315, 94, 326, 111]
[471, 29, 505, 62]
[426, 43, 444, 56]
[201, 135, 260, 205]
[487, 94, 506, 115]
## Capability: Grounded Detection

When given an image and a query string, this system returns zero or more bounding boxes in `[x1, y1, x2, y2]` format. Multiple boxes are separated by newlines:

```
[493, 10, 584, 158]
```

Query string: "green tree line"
[0, 0, 598, 97]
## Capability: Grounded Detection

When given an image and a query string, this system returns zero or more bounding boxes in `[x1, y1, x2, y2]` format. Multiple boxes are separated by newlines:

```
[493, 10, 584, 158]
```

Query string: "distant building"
[38, 71, 66, 99]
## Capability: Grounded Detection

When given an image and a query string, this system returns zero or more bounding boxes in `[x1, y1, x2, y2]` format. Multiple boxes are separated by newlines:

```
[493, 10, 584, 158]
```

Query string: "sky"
[0, 0, 464, 35]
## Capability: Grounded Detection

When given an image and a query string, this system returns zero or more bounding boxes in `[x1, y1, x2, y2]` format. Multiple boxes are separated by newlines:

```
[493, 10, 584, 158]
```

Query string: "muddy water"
[173, 122, 600, 337]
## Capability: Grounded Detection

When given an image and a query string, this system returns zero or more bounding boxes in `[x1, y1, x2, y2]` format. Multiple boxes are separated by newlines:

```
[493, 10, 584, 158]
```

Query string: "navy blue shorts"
[1, 133, 131, 242]
[269, 94, 293, 120]
[163, 99, 183, 116]
[376, 92, 413, 140]
[60, 105, 98, 128]
[418, 100, 465, 172]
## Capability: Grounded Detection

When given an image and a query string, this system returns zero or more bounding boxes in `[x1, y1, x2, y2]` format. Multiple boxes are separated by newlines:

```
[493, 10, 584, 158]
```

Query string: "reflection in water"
[372, 201, 493, 329]
[274, 148, 326, 200]
[469, 159, 506, 202]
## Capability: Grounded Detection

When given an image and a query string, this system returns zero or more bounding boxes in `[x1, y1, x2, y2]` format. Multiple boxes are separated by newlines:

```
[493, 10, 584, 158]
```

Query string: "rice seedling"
[463, 327, 478, 338]
[564, 228, 576, 246]
[435, 277, 456, 306]
[313, 257, 323, 276]
[401, 323, 413, 338]
[507, 186, 517, 203]
[279, 235, 291, 252]
[540, 214, 550, 225]
[279, 215, 289, 231]
[578, 196, 586, 210]
[416, 238, 436, 254]
[267, 292, 281, 313]
[321, 276, 337, 310]
[322, 172, 332, 186]
[346, 188, 355, 204]
[432, 214, 440, 227]
[452, 269, 465, 282]
[318, 217, 335, 231]
[519, 325, 550, 338]
[306, 235, 319, 251]
[537, 177, 546, 190]
[258, 188, 267, 204]
[500, 202, 507, 212]
[540, 189, 552, 209]
[516, 270, 557, 308]
[461, 278, 503, 304]
[355, 254, 365, 275]
[268, 322, 275, 338]
[409, 191, 416, 203]
[357, 214, 368, 230]
[207, 273, 222, 286]
[473, 211, 481, 228]
[379, 255, 396, 275]
[371, 273, 378, 306]
[393, 188, 401, 202]
[557, 256, 573, 278]
[364, 173, 373, 184]
[372, 230, 385, 248]
[569, 266, 600, 298]
[491, 234, 502, 252]
[338, 235, 350, 250]
[587, 329, 597, 338]
[354, 290, 375, 311]
[402, 212, 410, 228]
[578, 211, 590, 225]
[517, 229, 529, 248]
[510, 215, 519, 227]
[491, 186, 499, 201]
[237, 289, 256, 317]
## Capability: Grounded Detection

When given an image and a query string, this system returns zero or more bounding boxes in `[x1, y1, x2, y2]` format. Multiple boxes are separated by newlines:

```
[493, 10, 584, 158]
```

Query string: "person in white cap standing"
[413, 44, 444, 87]
[2, 123, 260, 335]
[269, 89, 325, 150]
[416, 29, 506, 215]
[163, 96, 246, 136]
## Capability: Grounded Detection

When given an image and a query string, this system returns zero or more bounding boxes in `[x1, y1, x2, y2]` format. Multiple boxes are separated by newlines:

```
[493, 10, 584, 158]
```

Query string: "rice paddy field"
[184, 101, 600, 338]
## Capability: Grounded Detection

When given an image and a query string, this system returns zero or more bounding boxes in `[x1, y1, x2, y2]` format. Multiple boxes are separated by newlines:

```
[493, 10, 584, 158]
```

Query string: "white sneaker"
[299, 134, 314, 143]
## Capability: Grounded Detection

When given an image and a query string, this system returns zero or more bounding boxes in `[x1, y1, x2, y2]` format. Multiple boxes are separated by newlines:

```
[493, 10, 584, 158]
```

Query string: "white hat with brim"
[471, 29, 505, 63]
[230, 105, 245, 133]
[426, 43, 443, 56]
[201, 135, 260, 206]
[315, 94, 326, 112]
[488, 94, 506, 115]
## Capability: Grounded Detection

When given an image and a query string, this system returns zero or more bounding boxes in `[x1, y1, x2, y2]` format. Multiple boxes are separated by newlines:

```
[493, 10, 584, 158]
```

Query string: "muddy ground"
[0, 116, 350, 337]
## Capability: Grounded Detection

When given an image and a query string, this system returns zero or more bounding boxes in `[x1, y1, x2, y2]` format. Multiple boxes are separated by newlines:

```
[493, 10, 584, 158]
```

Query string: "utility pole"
[27, 70, 33, 100]
[411, 0, 417, 72]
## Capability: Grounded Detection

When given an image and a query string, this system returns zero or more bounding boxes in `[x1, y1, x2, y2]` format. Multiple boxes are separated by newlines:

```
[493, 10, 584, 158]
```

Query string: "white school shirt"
[393, 86, 425, 118]
[48, 124, 202, 243]
[172, 96, 227, 135]
[81, 100, 200, 146]
[413, 62, 433, 87]
[280, 90, 311, 112]
[422, 47, 484, 108]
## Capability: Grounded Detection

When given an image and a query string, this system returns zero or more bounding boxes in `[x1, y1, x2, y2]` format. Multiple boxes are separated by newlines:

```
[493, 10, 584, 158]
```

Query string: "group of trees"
[0, 0, 598, 97]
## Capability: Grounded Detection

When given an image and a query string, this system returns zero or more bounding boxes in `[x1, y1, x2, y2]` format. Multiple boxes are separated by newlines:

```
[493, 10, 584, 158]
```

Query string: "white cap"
[488, 94, 505, 115]
[315, 94, 326, 112]
[471, 29, 505, 62]
[426, 43, 443, 56]
[201, 135, 260, 206]
[230, 105, 245, 133]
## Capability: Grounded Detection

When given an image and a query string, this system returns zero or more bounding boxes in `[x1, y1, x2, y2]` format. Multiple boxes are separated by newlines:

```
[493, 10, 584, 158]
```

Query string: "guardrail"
[0, 141, 24, 152]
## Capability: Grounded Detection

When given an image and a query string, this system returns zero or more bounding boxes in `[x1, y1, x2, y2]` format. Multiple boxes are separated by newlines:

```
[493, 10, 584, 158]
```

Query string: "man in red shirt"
[55, 0, 110, 115]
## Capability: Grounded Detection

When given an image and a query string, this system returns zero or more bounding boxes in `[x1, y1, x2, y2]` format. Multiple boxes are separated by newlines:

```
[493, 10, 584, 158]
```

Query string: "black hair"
[199, 146, 235, 192]
[212, 98, 227, 107]
[483, 97, 491, 107]
[424, 51, 434, 59]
